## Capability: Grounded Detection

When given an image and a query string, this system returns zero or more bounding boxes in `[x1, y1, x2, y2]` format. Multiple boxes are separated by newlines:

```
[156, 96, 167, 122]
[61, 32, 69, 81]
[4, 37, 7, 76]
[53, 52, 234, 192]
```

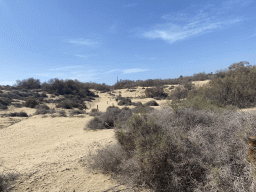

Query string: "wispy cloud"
[142, 1, 243, 44]
[68, 38, 99, 47]
[75, 54, 89, 58]
[123, 68, 149, 74]
[48, 65, 83, 71]
[123, 3, 138, 8]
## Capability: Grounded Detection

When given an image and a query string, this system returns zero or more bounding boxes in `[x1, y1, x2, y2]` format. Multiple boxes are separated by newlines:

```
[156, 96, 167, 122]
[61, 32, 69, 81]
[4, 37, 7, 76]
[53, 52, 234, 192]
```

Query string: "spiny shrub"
[24, 97, 38, 108]
[9, 111, 28, 117]
[85, 107, 256, 191]
[144, 100, 159, 107]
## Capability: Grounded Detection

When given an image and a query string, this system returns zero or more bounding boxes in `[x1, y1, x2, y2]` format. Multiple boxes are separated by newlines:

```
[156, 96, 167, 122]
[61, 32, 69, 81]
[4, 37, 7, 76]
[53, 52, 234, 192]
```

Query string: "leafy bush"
[85, 107, 256, 191]
[144, 100, 159, 107]
[24, 97, 38, 108]
[9, 111, 28, 117]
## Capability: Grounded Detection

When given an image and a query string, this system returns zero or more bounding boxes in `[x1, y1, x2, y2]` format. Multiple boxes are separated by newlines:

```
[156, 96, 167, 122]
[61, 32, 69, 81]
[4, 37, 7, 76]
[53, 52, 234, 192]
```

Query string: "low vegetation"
[86, 106, 132, 130]
[24, 97, 39, 108]
[84, 106, 256, 191]
[35, 104, 55, 115]
[9, 111, 28, 117]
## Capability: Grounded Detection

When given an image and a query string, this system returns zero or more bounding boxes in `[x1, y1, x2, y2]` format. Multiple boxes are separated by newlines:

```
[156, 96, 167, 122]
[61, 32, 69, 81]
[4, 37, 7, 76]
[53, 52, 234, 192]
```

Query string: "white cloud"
[75, 54, 88, 58]
[68, 39, 99, 47]
[143, 12, 242, 44]
[48, 65, 83, 71]
[123, 68, 149, 74]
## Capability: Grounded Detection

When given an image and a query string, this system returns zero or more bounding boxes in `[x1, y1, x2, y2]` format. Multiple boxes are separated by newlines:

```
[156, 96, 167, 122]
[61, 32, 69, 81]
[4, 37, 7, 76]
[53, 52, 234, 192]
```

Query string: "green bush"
[24, 97, 38, 108]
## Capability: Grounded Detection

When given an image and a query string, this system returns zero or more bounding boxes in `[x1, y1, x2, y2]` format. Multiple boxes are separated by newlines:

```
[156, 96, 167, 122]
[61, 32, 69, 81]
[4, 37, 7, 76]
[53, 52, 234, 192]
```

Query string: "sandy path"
[0, 115, 136, 191]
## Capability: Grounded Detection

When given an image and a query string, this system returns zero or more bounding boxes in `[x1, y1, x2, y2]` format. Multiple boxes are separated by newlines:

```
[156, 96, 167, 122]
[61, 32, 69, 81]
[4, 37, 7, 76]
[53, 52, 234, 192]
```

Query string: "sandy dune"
[1, 81, 255, 191]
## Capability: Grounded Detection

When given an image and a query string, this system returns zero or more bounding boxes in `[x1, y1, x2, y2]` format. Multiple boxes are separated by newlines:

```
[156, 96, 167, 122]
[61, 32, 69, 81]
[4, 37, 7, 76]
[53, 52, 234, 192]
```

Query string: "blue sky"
[0, 0, 255, 86]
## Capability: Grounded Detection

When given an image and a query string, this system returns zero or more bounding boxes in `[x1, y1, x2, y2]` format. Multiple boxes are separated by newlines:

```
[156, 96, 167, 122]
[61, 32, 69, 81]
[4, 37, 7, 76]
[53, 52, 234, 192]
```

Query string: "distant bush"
[56, 99, 87, 110]
[9, 111, 28, 117]
[0, 97, 11, 109]
[131, 105, 155, 114]
[15, 78, 41, 90]
[35, 104, 55, 115]
[89, 108, 100, 116]
[144, 100, 159, 107]
[12, 102, 23, 108]
[145, 87, 168, 99]
[24, 97, 38, 108]
[187, 61, 256, 109]
[169, 85, 189, 100]
[86, 106, 132, 130]
[133, 101, 142, 106]
[58, 110, 67, 117]
[85, 107, 256, 191]
[117, 97, 132, 106]
[42, 78, 97, 99]
[69, 109, 85, 117]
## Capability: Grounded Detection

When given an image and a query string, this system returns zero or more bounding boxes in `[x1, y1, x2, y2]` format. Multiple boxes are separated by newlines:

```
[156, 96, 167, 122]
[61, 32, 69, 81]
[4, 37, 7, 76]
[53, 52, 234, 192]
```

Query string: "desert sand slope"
[0, 115, 135, 191]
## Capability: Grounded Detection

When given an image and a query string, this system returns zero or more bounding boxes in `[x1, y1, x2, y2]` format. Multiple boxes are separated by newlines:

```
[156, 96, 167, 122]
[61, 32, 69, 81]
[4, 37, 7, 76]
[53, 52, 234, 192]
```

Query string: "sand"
[0, 87, 158, 192]
[1, 80, 255, 191]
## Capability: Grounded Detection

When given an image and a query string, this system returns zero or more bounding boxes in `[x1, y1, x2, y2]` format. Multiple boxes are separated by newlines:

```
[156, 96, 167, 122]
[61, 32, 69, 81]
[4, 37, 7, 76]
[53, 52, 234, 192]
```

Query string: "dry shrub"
[69, 109, 85, 117]
[144, 100, 159, 107]
[85, 107, 256, 191]
[86, 106, 132, 130]
[117, 97, 132, 106]
[24, 97, 38, 108]
[9, 111, 28, 117]
[58, 110, 67, 117]
[0, 172, 19, 192]
[131, 105, 155, 114]
[35, 104, 55, 115]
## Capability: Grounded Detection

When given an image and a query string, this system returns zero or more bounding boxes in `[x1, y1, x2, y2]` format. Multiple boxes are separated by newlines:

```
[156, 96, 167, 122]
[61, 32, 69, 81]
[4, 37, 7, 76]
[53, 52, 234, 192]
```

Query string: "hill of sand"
[0, 80, 255, 191]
